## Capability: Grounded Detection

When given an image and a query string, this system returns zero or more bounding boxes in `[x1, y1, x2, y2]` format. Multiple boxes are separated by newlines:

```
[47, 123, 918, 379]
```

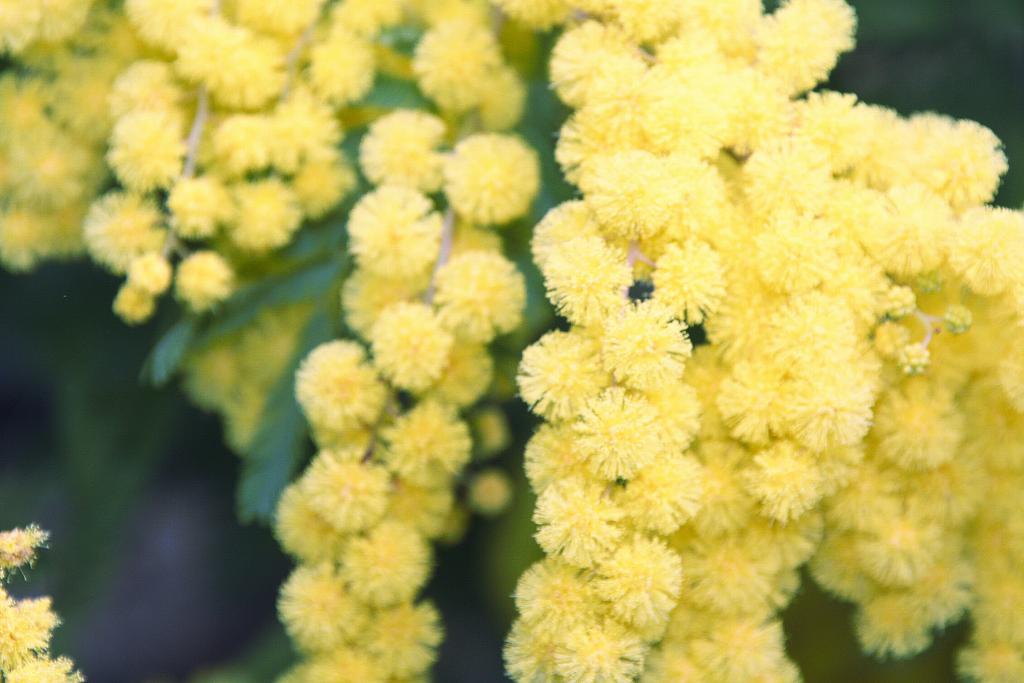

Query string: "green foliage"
[236, 303, 335, 524]
[362, 74, 432, 110]
[141, 317, 199, 387]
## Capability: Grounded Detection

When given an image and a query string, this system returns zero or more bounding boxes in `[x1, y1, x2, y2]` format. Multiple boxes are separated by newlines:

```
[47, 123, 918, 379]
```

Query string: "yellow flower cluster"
[0, 0, 94, 54]
[2, 1, 1023, 681]
[0, 7, 143, 272]
[0, 527, 82, 683]
[503, 1, 1024, 682]
[272, 5, 538, 681]
[2, 0, 374, 323]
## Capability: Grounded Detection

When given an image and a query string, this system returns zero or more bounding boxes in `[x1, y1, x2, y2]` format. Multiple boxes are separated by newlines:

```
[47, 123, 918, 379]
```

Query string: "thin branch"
[424, 208, 456, 305]
[182, 87, 209, 179]
[282, 22, 317, 100]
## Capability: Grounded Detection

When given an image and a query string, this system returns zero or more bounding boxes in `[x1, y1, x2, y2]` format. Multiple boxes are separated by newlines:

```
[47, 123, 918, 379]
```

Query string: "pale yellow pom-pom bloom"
[127, 253, 172, 296]
[534, 475, 623, 568]
[348, 186, 443, 278]
[113, 283, 156, 325]
[518, 330, 609, 422]
[309, 27, 376, 107]
[175, 16, 285, 110]
[444, 134, 540, 226]
[278, 563, 367, 654]
[433, 250, 526, 342]
[107, 109, 185, 193]
[0, 526, 47, 574]
[360, 110, 447, 193]
[365, 601, 443, 678]
[381, 400, 471, 484]
[230, 179, 302, 253]
[235, 0, 326, 37]
[168, 176, 236, 240]
[594, 536, 682, 633]
[757, 0, 856, 95]
[175, 250, 234, 312]
[295, 340, 387, 433]
[600, 300, 692, 391]
[83, 193, 165, 275]
[413, 20, 502, 113]
[575, 387, 668, 481]
[342, 522, 431, 608]
[301, 451, 390, 534]
[371, 302, 453, 392]
[541, 236, 632, 327]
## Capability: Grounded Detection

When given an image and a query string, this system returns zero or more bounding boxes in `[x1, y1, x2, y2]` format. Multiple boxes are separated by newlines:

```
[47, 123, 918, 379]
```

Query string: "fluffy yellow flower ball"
[370, 302, 453, 392]
[600, 301, 692, 391]
[744, 440, 825, 522]
[108, 60, 186, 119]
[127, 252, 172, 296]
[107, 109, 185, 193]
[467, 468, 513, 516]
[552, 618, 647, 683]
[175, 250, 234, 312]
[756, 0, 856, 95]
[125, 0, 211, 52]
[4, 656, 83, 683]
[514, 558, 598, 641]
[365, 601, 443, 678]
[295, 340, 387, 433]
[302, 451, 390, 533]
[540, 236, 632, 327]
[652, 239, 725, 324]
[534, 475, 624, 568]
[444, 134, 540, 226]
[113, 283, 156, 325]
[518, 330, 609, 422]
[292, 150, 355, 219]
[947, 207, 1024, 296]
[308, 27, 376, 107]
[175, 16, 285, 110]
[594, 536, 682, 632]
[83, 193, 165, 274]
[274, 483, 347, 565]
[341, 522, 431, 608]
[433, 250, 525, 342]
[230, 179, 302, 253]
[413, 20, 502, 113]
[278, 563, 367, 654]
[381, 400, 471, 484]
[348, 186, 442, 278]
[575, 387, 668, 481]
[430, 341, 494, 408]
[168, 176, 235, 240]
[360, 110, 447, 193]
[531, 201, 602, 271]
[212, 114, 274, 177]
[618, 454, 704, 535]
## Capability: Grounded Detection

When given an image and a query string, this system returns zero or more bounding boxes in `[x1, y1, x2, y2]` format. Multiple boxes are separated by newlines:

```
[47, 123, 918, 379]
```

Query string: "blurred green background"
[1, 2, 1021, 681]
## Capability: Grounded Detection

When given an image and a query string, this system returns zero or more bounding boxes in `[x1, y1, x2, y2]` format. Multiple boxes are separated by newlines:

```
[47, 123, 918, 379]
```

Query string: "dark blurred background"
[1, 2, 1022, 681]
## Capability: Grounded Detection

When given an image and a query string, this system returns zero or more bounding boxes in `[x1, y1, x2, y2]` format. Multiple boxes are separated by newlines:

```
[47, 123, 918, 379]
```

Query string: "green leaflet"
[377, 25, 424, 56]
[235, 304, 334, 524]
[140, 316, 199, 387]
[361, 74, 432, 111]
[194, 258, 344, 349]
